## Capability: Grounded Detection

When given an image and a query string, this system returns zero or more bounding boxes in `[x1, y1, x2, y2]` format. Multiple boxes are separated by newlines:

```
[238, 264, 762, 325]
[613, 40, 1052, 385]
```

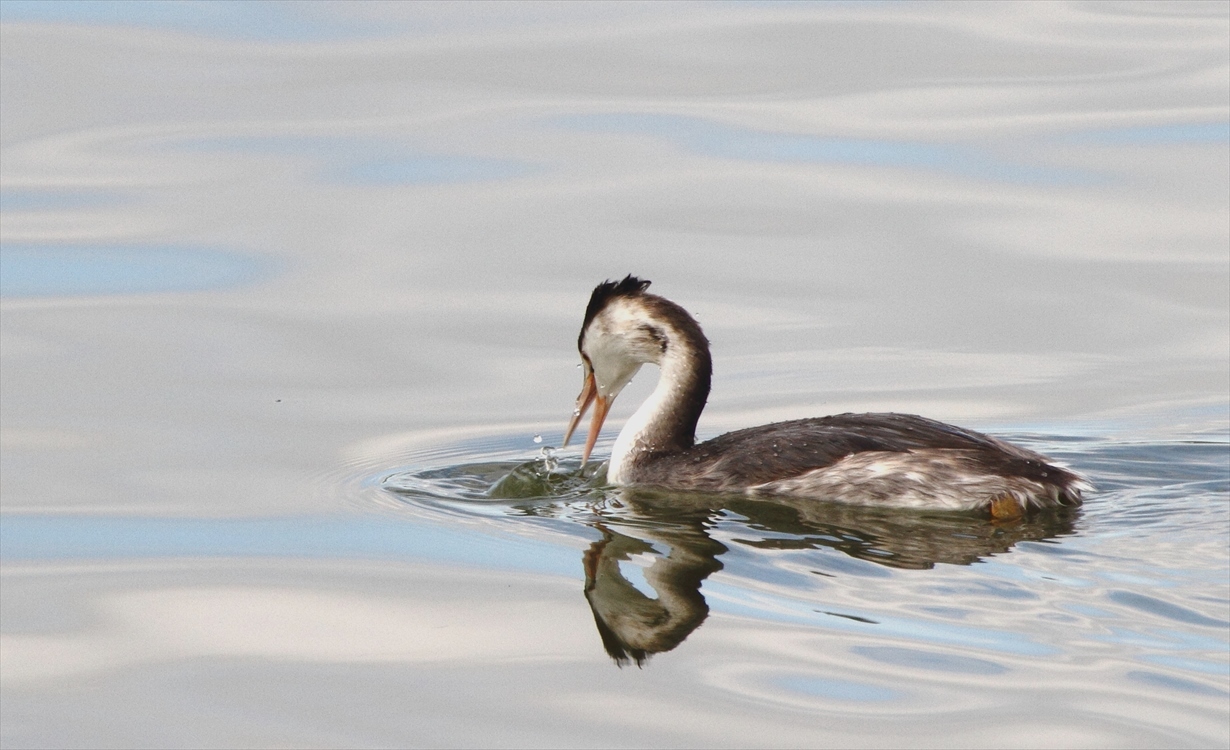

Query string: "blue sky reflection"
[775, 674, 901, 702]
[704, 578, 1058, 656]
[178, 135, 534, 186]
[0, 514, 581, 578]
[338, 155, 533, 185]
[1065, 122, 1230, 146]
[0, 189, 122, 212]
[552, 113, 1094, 185]
[0, 246, 274, 297]
[0, 0, 387, 41]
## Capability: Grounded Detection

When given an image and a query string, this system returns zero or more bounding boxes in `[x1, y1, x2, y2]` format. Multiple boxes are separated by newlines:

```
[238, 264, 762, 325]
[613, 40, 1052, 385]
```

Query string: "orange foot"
[989, 495, 1025, 520]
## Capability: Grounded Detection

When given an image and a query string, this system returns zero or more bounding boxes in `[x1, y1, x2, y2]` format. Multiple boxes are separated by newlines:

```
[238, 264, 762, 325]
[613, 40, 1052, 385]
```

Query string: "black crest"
[581, 275, 652, 338]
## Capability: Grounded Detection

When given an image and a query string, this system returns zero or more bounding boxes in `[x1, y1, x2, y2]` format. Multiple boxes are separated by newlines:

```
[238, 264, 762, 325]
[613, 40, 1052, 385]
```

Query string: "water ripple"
[370, 429, 1229, 686]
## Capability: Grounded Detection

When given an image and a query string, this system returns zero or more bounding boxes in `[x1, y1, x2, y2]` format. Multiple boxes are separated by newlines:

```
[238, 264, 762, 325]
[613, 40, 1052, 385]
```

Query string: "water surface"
[2, 2, 1227, 748]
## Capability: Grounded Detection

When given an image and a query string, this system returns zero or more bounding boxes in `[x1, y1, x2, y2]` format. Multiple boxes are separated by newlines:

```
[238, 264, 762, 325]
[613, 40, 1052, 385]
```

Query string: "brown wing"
[634, 412, 1082, 497]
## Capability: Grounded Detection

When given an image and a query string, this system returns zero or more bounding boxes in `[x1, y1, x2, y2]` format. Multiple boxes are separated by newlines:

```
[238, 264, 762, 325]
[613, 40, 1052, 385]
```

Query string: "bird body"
[563, 276, 1087, 515]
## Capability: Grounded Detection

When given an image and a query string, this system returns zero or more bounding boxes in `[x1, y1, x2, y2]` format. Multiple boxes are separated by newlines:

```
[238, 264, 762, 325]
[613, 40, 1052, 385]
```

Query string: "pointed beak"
[563, 367, 611, 465]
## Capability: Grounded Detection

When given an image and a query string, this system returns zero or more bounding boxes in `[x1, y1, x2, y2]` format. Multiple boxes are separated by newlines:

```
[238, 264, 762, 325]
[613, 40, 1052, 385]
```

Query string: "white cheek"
[584, 300, 657, 399]
[590, 344, 642, 399]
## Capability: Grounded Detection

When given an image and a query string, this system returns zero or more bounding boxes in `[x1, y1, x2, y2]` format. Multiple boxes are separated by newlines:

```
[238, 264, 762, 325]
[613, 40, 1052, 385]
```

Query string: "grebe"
[562, 276, 1088, 518]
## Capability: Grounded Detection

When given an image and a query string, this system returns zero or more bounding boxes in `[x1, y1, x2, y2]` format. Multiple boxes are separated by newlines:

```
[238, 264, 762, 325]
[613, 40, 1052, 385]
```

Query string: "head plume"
[580, 275, 651, 349]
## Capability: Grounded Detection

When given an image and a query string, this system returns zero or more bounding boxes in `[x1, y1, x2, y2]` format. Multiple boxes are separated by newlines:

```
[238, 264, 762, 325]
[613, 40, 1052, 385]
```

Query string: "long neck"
[608, 322, 711, 484]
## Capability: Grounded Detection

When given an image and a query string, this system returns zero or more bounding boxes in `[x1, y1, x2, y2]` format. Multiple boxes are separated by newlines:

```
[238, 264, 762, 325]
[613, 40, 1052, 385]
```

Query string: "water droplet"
[538, 445, 558, 474]
[573, 408, 581, 416]
[533, 434, 543, 444]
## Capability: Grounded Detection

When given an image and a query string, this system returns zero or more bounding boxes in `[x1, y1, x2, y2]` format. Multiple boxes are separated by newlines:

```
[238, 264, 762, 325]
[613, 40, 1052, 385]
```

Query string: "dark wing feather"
[637, 412, 1081, 493]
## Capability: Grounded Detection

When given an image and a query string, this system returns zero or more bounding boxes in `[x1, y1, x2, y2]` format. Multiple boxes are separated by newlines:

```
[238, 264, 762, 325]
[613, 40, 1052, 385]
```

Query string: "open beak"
[562, 367, 611, 466]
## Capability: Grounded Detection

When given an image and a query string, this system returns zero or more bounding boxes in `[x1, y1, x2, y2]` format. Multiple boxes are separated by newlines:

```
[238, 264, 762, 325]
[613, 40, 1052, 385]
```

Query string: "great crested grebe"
[562, 276, 1088, 518]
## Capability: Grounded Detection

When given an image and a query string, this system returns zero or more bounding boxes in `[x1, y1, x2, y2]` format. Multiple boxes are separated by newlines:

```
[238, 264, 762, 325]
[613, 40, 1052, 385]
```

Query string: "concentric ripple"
[341, 429, 1230, 702]
[376, 431, 611, 523]
[371, 430, 1102, 571]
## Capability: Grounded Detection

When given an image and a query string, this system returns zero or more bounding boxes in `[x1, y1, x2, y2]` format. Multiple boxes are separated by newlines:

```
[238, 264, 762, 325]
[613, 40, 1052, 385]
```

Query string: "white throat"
[607, 351, 692, 484]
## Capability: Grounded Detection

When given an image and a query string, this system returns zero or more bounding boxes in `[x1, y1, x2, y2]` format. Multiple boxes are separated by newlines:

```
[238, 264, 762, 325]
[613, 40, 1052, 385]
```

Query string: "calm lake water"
[2, 2, 1228, 748]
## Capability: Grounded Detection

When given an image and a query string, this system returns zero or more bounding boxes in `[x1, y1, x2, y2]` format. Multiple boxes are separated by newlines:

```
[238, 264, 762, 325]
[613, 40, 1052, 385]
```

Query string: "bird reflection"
[580, 487, 1078, 667]
[583, 505, 725, 667]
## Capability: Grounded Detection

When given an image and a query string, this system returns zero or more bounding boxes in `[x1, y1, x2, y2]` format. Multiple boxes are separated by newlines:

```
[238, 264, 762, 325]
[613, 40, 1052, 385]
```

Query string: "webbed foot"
[989, 495, 1025, 520]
